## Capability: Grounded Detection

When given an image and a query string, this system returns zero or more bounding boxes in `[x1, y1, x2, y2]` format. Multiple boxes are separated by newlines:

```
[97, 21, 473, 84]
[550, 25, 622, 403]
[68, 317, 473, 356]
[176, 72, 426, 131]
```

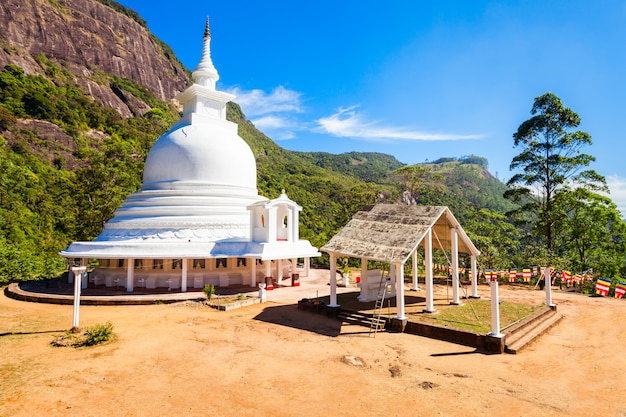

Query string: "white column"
[250, 259, 257, 287]
[304, 257, 310, 277]
[412, 250, 420, 291]
[470, 255, 479, 298]
[545, 266, 555, 307]
[268, 207, 277, 242]
[424, 228, 435, 313]
[293, 209, 300, 241]
[395, 262, 406, 319]
[329, 253, 338, 307]
[264, 260, 271, 279]
[126, 258, 134, 292]
[277, 259, 283, 286]
[71, 266, 86, 330]
[181, 259, 188, 293]
[361, 257, 368, 285]
[489, 277, 503, 337]
[287, 209, 294, 242]
[264, 260, 272, 289]
[451, 228, 460, 305]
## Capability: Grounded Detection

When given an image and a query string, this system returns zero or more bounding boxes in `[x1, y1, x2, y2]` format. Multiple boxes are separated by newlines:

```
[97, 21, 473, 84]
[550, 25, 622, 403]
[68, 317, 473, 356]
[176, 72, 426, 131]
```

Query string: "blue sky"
[120, 0, 626, 214]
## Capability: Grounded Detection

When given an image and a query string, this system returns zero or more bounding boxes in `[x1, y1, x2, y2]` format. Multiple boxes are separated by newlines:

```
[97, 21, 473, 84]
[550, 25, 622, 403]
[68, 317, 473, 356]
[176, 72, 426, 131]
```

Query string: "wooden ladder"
[369, 266, 389, 337]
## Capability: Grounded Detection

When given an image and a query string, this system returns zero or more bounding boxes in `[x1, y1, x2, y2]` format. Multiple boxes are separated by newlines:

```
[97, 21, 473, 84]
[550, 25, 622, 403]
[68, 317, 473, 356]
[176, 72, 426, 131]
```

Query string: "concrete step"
[505, 311, 563, 354]
[337, 310, 386, 330]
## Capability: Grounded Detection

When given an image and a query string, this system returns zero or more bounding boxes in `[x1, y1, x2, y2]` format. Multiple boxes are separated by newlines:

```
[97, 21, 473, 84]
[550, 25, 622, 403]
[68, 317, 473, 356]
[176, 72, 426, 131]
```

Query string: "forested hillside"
[1, 0, 624, 284]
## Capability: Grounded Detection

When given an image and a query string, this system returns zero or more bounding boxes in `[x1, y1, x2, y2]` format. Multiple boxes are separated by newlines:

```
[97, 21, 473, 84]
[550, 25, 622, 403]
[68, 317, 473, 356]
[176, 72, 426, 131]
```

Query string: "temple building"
[60, 20, 320, 292]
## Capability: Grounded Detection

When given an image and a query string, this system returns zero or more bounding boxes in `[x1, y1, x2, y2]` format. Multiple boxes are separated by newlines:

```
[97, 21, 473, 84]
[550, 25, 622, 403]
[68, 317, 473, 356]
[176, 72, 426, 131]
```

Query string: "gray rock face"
[0, 0, 190, 115]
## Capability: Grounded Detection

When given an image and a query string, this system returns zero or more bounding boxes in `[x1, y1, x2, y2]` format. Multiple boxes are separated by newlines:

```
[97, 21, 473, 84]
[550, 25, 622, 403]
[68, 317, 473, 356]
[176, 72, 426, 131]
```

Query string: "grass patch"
[410, 300, 542, 333]
[51, 322, 114, 347]
[322, 290, 543, 334]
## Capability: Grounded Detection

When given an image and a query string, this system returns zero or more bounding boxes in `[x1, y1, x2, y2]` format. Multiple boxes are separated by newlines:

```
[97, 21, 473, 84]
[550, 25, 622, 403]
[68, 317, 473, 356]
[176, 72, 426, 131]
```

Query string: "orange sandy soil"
[1, 275, 625, 417]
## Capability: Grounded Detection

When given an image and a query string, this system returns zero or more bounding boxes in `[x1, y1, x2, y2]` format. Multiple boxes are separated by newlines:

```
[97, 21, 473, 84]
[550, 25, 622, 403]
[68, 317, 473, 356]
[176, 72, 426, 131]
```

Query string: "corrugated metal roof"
[321, 204, 479, 263]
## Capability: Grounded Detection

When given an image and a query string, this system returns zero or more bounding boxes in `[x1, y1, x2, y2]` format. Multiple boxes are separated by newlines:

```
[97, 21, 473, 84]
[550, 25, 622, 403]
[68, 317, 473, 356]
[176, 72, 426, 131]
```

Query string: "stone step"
[505, 311, 563, 354]
[503, 305, 555, 337]
[337, 310, 386, 330]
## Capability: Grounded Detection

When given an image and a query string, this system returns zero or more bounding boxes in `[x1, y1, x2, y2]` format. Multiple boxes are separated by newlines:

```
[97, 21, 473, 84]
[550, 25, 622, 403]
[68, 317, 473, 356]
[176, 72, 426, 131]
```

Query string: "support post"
[126, 258, 134, 292]
[451, 228, 460, 305]
[181, 259, 188, 293]
[304, 257, 310, 277]
[470, 255, 479, 298]
[71, 266, 86, 331]
[412, 250, 420, 291]
[423, 228, 435, 313]
[395, 262, 406, 319]
[488, 277, 503, 337]
[329, 253, 338, 307]
[545, 266, 555, 307]
[361, 257, 368, 286]
[250, 259, 257, 287]
[277, 259, 283, 286]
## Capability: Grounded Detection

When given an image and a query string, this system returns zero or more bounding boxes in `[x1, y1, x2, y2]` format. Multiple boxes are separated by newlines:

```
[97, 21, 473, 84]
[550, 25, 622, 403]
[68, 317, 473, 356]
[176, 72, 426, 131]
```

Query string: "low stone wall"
[403, 320, 487, 350]
[209, 296, 260, 311]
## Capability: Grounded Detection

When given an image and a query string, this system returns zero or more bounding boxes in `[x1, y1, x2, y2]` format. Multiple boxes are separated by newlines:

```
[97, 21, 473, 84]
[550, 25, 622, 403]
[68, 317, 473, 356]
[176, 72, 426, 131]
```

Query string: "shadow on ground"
[253, 304, 342, 337]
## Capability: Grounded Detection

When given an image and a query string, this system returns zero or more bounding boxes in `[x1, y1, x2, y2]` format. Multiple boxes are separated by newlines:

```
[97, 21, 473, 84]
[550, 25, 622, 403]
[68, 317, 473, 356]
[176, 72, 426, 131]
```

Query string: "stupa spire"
[193, 16, 219, 89]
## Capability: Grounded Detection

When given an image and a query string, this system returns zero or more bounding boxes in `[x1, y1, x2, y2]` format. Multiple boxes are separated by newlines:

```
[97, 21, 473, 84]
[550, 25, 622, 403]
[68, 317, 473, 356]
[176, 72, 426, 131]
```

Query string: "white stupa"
[60, 19, 320, 292]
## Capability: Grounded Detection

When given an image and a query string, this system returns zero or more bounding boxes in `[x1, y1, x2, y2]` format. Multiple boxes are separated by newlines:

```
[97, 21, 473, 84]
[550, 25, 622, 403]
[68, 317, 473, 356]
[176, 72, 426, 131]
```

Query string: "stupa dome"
[142, 120, 257, 192]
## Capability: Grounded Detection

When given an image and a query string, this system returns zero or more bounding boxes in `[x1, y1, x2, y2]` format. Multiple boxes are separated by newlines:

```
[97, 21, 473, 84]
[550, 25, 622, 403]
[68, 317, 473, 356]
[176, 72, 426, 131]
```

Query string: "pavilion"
[321, 204, 480, 323]
[59, 20, 320, 292]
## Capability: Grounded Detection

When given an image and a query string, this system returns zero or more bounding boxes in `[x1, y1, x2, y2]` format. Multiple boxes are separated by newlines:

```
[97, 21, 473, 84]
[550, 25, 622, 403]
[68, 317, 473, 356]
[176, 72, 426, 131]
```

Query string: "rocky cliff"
[0, 0, 189, 116]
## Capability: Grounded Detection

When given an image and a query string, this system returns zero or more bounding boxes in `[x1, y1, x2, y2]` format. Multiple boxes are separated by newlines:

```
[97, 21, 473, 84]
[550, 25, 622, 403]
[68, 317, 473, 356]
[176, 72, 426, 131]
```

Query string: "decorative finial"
[204, 17, 210, 39]
[281, 188, 286, 194]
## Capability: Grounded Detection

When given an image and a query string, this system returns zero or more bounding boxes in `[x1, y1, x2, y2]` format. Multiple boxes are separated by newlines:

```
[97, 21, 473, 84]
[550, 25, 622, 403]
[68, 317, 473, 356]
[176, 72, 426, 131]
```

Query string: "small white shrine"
[60, 20, 320, 292]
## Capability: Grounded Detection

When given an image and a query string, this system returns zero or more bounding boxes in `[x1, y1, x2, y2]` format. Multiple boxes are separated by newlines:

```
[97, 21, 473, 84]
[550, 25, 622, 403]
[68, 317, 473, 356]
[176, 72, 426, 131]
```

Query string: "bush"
[51, 321, 114, 347]
[203, 284, 215, 300]
[83, 322, 114, 346]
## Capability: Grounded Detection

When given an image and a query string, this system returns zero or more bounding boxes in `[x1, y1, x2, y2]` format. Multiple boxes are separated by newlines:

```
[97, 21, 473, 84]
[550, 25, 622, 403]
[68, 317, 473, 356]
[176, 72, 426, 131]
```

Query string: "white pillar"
[293, 209, 300, 241]
[424, 228, 435, 313]
[412, 250, 420, 291]
[545, 266, 555, 307]
[264, 260, 273, 290]
[470, 255, 479, 298]
[80, 258, 88, 289]
[451, 228, 460, 305]
[181, 259, 188, 293]
[126, 258, 134, 292]
[304, 257, 310, 277]
[395, 262, 406, 319]
[264, 260, 271, 279]
[287, 208, 294, 242]
[268, 207, 278, 242]
[277, 259, 283, 286]
[361, 257, 368, 285]
[489, 277, 503, 337]
[329, 254, 338, 307]
[71, 266, 86, 329]
[250, 259, 257, 287]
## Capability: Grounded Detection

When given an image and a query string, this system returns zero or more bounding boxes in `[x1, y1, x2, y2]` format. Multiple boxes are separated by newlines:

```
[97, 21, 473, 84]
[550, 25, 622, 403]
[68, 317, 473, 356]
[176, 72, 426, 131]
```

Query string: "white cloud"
[228, 86, 303, 117]
[250, 115, 296, 140]
[606, 175, 626, 218]
[315, 105, 484, 142]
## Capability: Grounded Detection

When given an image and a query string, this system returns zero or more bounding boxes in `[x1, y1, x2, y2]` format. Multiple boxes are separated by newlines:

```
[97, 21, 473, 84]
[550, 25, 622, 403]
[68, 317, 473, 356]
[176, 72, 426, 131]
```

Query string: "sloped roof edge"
[321, 204, 480, 263]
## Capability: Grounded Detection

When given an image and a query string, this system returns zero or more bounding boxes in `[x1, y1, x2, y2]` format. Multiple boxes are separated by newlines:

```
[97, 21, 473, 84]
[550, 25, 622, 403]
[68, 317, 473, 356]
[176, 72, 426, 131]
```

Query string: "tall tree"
[505, 92, 607, 252]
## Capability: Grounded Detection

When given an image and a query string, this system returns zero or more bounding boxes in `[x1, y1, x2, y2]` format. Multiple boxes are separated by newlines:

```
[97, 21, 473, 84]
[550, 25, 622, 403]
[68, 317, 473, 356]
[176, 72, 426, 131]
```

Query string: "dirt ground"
[1, 273, 626, 417]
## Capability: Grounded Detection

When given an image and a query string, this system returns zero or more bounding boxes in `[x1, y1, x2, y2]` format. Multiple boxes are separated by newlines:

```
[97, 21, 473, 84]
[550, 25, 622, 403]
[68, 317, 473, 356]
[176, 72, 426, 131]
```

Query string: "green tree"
[559, 188, 626, 277]
[505, 92, 607, 253]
